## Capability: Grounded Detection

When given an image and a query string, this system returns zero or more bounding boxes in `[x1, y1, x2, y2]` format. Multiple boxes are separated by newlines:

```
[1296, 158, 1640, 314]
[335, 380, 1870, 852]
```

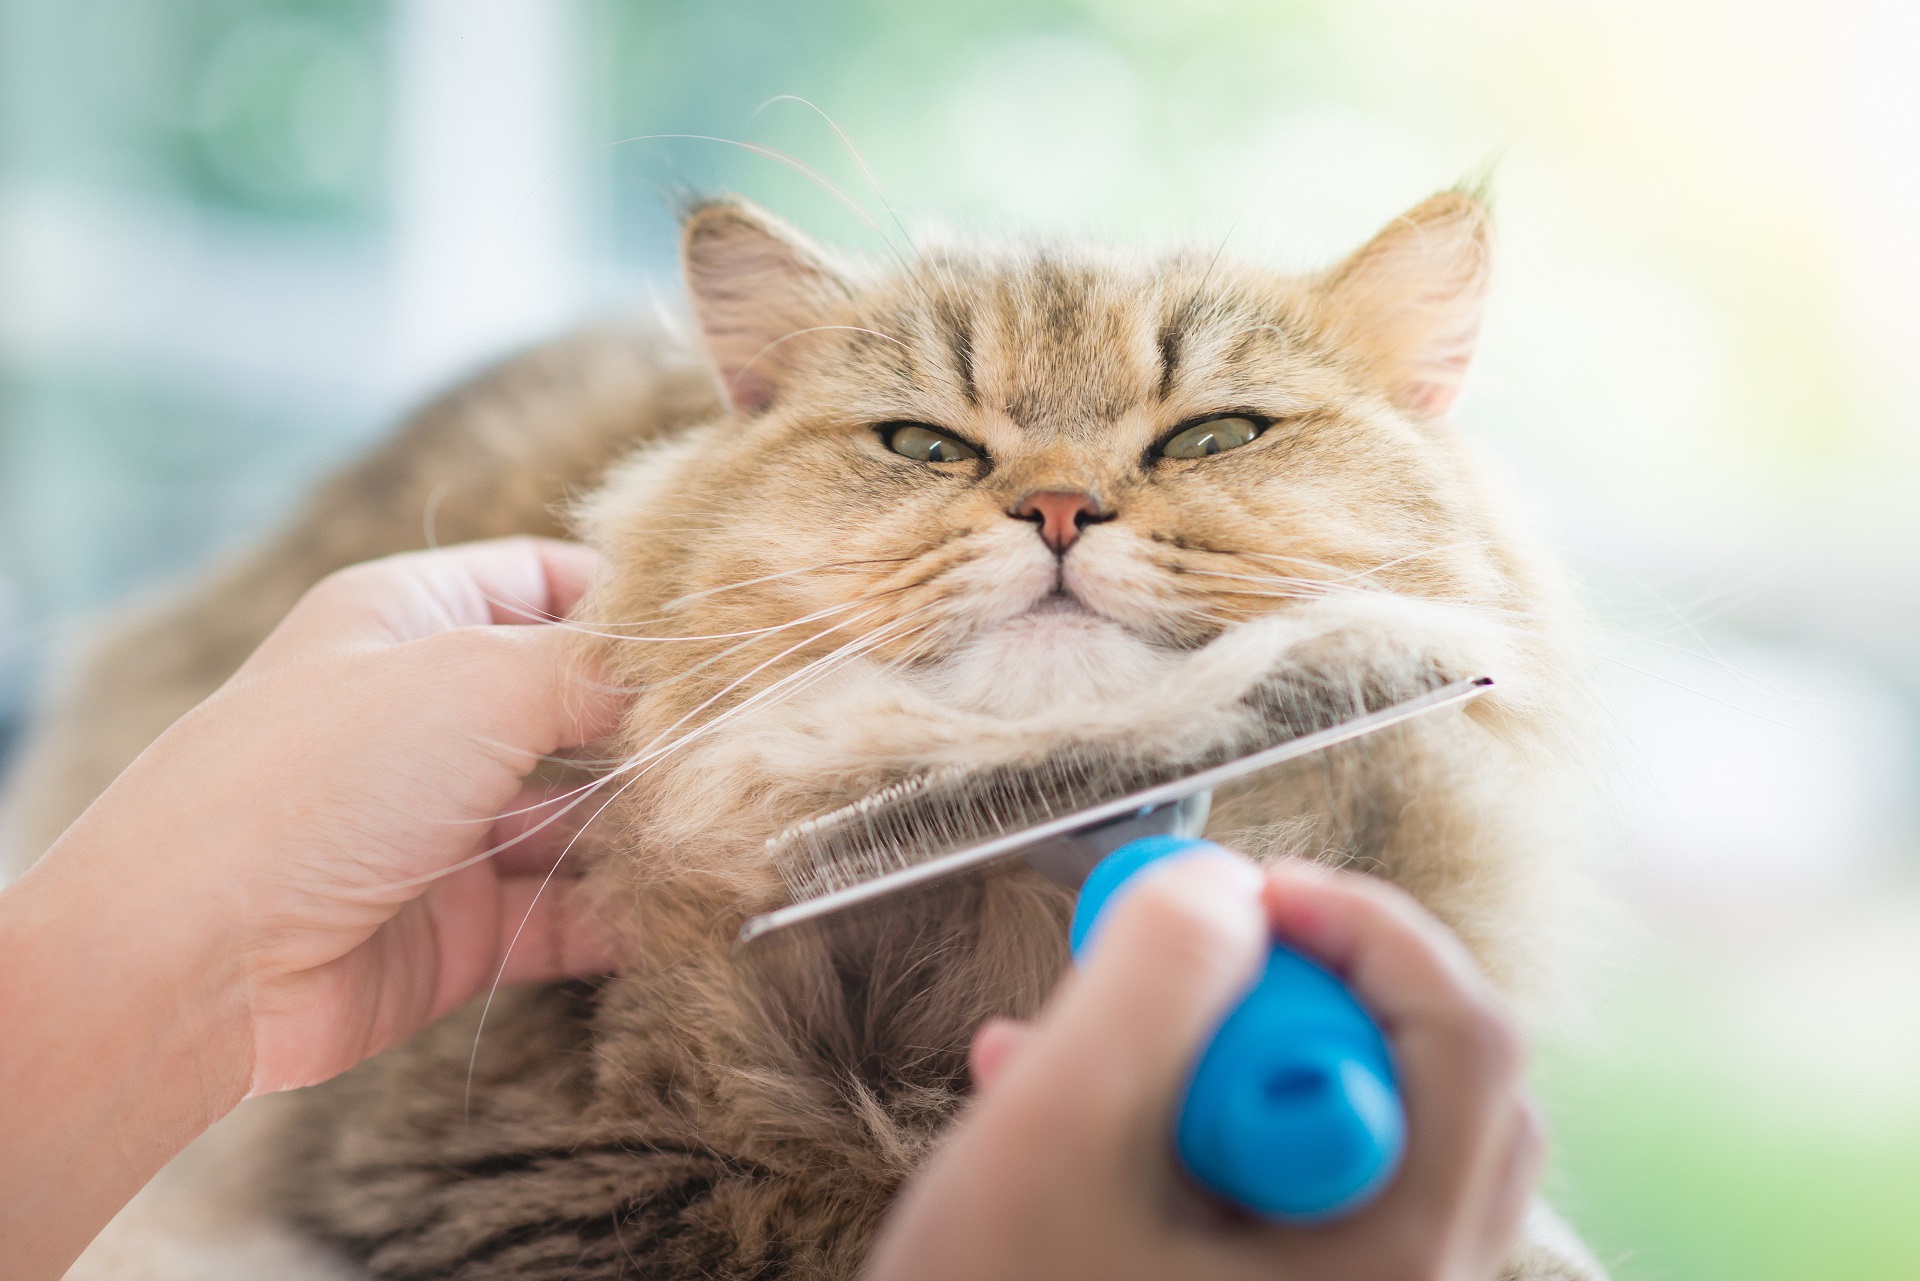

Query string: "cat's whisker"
[415, 609, 928, 917]
[1598, 653, 1850, 746]
[1178, 567, 1342, 591]
[463, 760, 636, 1121]
[1233, 547, 1368, 572]
[650, 607, 938, 751]
[461, 558, 915, 645]
[546, 620, 932, 903]
[1205, 590, 1330, 603]
[658, 556, 916, 612]
[1177, 562, 1543, 629]
[1238, 539, 1498, 585]
[592, 602, 928, 786]
[375, 605, 924, 893]
[727, 325, 915, 411]
[627, 583, 931, 696]
[560, 593, 881, 647]
[744, 613, 937, 716]
[453, 602, 915, 1112]
[458, 620, 953, 1085]
[614, 613, 891, 772]
[751, 95, 924, 284]
[1591, 623, 1813, 704]
[599, 132, 883, 234]
[371, 769, 627, 892]
[1341, 540, 1499, 581]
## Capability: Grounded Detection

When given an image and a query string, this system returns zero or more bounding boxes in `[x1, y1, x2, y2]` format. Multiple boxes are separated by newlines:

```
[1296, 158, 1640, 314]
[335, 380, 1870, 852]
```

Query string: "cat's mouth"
[978, 590, 1137, 651]
[1004, 591, 1115, 633]
[1022, 592, 1095, 618]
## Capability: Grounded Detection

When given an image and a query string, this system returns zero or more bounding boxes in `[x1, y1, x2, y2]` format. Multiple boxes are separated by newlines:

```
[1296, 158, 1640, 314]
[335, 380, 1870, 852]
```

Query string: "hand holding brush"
[864, 848, 1545, 1281]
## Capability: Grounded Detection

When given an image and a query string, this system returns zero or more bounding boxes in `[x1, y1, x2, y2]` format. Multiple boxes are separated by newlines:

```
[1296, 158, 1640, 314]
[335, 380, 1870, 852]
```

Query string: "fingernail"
[1263, 862, 1337, 941]
[1160, 847, 1265, 897]
[1134, 850, 1268, 942]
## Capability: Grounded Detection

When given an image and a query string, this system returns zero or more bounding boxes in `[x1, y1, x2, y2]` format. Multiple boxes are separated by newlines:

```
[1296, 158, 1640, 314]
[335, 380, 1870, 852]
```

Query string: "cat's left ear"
[1316, 190, 1492, 418]
[681, 199, 857, 416]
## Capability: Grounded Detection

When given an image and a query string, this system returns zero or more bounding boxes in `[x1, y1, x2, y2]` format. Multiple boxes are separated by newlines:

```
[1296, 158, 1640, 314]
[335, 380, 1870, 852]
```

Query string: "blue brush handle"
[1069, 835, 1405, 1222]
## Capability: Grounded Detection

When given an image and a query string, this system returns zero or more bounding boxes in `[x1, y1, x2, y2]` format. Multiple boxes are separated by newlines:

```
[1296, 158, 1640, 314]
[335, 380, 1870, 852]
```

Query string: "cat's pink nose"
[1012, 490, 1109, 554]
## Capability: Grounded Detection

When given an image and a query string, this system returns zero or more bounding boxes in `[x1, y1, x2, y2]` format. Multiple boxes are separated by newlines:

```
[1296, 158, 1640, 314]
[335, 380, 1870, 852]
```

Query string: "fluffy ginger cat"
[5, 191, 1607, 1280]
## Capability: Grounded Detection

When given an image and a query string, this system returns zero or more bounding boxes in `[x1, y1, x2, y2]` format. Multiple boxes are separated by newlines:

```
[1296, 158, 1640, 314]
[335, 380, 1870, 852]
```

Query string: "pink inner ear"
[1325, 195, 1492, 419]
[1408, 342, 1476, 416]
[682, 206, 848, 419]
[1402, 291, 1484, 417]
[726, 364, 780, 416]
[1407, 379, 1459, 417]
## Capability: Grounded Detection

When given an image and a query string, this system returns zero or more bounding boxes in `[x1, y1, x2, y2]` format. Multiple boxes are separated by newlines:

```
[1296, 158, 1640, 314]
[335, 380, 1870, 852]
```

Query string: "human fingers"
[865, 856, 1272, 1281]
[487, 874, 617, 985]
[967, 1017, 1032, 1092]
[1259, 862, 1498, 1032]
[247, 865, 617, 1092]
[402, 622, 628, 768]
[1407, 1087, 1546, 1281]
[416, 868, 616, 1024]
[372, 537, 603, 633]
[1477, 1093, 1548, 1263]
[1261, 865, 1531, 1234]
[486, 779, 616, 877]
[264, 538, 605, 656]
[997, 852, 1267, 1144]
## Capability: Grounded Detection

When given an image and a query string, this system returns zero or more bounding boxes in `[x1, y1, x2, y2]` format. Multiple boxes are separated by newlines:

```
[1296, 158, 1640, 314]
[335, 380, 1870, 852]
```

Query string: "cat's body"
[9, 194, 1607, 1280]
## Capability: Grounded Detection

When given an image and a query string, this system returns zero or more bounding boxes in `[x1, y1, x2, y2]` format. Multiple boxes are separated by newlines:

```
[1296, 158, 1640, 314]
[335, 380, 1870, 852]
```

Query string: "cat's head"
[581, 192, 1551, 782]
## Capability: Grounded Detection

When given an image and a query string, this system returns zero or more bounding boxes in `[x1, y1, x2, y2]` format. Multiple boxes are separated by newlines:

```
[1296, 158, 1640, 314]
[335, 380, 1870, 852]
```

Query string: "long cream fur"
[10, 192, 1607, 1281]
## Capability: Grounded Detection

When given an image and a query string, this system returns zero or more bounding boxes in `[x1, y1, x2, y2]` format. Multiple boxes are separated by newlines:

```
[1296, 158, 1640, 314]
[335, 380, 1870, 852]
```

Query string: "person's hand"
[80, 537, 624, 1093]
[863, 850, 1543, 1281]
[1, 538, 627, 1279]
[13, 536, 625, 1100]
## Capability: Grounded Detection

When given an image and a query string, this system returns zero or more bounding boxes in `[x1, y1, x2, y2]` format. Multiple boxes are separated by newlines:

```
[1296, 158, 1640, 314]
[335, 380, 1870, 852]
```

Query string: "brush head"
[744, 675, 1494, 953]
[769, 748, 1204, 904]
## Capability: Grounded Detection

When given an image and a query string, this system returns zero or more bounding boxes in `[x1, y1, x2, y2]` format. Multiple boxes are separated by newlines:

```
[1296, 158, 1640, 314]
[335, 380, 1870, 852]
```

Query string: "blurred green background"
[4, 2, 1918, 1277]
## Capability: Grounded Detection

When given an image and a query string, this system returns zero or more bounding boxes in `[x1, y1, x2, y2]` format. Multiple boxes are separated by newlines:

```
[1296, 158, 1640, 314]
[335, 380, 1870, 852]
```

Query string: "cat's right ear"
[681, 200, 855, 416]
[1316, 190, 1493, 418]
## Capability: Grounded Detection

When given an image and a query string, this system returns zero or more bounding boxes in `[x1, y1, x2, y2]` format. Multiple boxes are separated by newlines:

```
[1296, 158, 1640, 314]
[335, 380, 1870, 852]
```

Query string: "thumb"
[968, 1017, 1033, 1092]
[1002, 851, 1268, 1126]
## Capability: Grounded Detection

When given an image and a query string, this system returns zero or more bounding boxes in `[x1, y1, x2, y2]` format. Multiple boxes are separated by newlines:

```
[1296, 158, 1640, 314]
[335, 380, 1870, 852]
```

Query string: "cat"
[7, 190, 1608, 1280]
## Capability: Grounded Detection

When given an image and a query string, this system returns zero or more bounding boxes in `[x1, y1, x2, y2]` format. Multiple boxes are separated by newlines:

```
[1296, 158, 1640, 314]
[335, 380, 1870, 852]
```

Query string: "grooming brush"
[739, 674, 1493, 1221]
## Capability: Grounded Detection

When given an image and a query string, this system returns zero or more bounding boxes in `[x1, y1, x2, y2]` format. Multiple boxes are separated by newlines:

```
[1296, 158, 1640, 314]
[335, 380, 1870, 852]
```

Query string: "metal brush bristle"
[768, 747, 1167, 903]
[762, 686, 1354, 907]
[742, 675, 1494, 951]
[762, 670, 1458, 908]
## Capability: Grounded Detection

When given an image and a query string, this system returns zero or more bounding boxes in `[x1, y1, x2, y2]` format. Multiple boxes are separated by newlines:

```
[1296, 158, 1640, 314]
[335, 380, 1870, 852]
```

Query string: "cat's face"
[586, 193, 1512, 728]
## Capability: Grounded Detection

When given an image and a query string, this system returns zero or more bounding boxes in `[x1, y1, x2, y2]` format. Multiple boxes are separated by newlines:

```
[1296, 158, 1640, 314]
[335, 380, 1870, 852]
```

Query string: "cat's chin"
[923, 598, 1175, 717]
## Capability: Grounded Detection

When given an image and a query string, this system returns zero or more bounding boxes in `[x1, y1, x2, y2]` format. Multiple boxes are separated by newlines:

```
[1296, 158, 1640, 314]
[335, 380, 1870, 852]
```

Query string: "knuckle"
[1513, 1092, 1549, 1163]
[418, 621, 493, 666]
[304, 561, 378, 608]
[1352, 868, 1421, 912]
[415, 624, 521, 689]
[1451, 993, 1529, 1077]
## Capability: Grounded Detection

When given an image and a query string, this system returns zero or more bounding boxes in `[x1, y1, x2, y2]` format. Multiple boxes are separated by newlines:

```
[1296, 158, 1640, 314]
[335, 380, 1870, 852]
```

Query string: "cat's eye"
[1158, 415, 1265, 460]
[884, 423, 979, 463]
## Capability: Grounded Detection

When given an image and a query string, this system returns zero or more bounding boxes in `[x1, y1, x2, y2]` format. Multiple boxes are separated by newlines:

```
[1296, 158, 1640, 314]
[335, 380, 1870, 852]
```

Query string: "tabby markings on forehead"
[930, 298, 978, 407]
[1027, 252, 1092, 345]
[1156, 322, 1184, 403]
[1156, 293, 1214, 405]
